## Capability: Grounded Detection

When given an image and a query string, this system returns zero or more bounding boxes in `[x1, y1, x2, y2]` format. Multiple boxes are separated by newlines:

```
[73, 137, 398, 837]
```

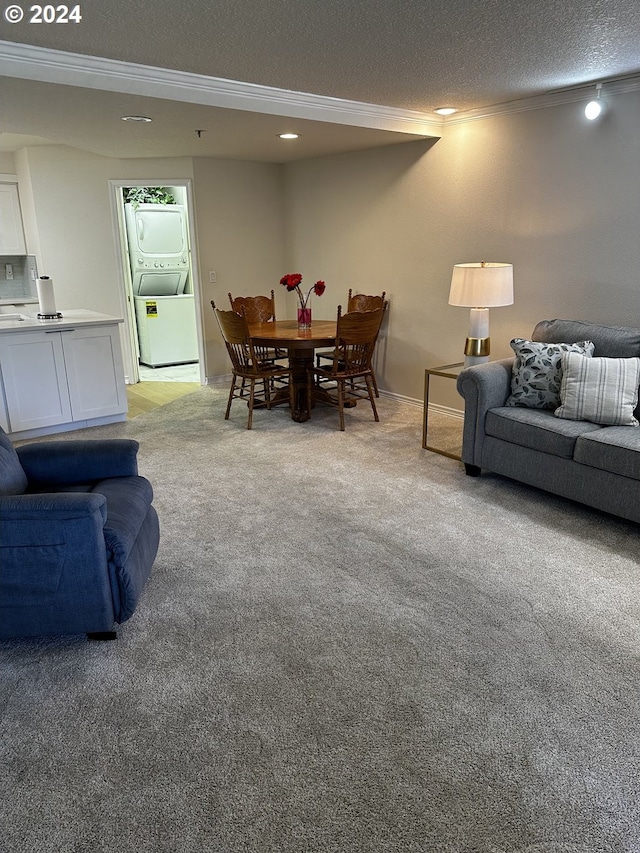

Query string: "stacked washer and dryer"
[124, 202, 198, 367]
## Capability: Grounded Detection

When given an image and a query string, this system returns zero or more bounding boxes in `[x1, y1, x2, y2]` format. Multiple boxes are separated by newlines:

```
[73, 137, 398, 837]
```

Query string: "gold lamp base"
[464, 336, 490, 357]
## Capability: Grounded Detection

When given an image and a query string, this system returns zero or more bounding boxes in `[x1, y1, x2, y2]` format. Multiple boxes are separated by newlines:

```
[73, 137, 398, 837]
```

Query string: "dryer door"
[133, 205, 187, 255]
[133, 271, 188, 296]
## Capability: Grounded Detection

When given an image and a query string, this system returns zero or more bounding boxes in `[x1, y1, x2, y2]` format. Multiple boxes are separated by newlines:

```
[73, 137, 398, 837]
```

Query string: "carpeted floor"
[1, 386, 640, 853]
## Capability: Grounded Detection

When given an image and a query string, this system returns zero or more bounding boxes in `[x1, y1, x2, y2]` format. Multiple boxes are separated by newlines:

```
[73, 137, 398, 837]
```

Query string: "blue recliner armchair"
[0, 426, 160, 640]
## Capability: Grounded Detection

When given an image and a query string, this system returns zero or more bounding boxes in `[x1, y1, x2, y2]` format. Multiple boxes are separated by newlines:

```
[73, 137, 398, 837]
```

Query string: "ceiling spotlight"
[584, 84, 604, 120]
[434, 107, 457, 116]
[121, 115, 153, 123]
[278, 133, 300, 139]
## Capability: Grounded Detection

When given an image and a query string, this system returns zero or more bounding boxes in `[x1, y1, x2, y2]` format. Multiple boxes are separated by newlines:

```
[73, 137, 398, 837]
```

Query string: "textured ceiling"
[2, 0, 640, 111]
[1, 0, 639, 160]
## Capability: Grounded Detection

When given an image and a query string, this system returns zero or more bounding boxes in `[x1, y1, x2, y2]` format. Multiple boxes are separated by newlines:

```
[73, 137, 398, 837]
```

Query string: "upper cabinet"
[0, 182, 27, 254]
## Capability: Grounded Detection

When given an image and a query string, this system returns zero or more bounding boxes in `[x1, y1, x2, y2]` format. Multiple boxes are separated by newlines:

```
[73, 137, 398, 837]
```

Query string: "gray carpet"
[2, 386, 640, 853]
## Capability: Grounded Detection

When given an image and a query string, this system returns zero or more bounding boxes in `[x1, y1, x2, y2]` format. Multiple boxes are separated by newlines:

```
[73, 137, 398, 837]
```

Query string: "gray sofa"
[456, 319, 640, 525]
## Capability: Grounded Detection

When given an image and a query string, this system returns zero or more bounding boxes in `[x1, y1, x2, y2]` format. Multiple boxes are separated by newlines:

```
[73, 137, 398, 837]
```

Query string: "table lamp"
[448, 261, 514, 366]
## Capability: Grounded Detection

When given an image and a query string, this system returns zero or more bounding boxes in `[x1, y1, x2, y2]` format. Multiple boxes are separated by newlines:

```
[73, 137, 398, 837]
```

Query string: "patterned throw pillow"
[505, 338, 595, 410]
[555, 352, 640, 425]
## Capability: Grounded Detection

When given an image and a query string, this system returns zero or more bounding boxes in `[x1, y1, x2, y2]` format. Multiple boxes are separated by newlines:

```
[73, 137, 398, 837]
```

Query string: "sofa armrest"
[17, 439, 139, 487]
[456, 359, 513, 468]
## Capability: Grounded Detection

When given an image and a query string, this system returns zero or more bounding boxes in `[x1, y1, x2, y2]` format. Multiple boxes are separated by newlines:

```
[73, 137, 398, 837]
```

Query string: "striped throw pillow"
[555, 352, 640, 426]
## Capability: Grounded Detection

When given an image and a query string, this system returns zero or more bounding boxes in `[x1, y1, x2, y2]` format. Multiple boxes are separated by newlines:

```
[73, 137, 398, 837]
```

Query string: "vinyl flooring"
[126, 363, 201, 418]
[126, 381, 200, 418]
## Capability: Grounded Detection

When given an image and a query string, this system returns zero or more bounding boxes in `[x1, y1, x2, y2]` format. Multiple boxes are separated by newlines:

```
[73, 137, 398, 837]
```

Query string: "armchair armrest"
[0, 491, 107, 522]
[457, 359, 513, 467]
[17, 439, 139, 487]
[0, 491, 114, 638]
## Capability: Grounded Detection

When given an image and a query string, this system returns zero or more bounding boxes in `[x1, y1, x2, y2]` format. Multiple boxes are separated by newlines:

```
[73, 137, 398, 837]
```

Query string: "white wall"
[283, 89, 640, 405]
[14, 147, 195, 318]
[0, 153, 16, 173]
[12, 146, 284, 380]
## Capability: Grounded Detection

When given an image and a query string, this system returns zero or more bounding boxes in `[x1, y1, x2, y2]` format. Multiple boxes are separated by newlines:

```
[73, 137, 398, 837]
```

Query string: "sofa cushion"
[574, 426, 640, 481]
[533, 319, 640, 358]
[555, 352, 640, 425]
[486, 407, 602, 458]
[0, 427, 28, 497]
[505, 338, 594, 410]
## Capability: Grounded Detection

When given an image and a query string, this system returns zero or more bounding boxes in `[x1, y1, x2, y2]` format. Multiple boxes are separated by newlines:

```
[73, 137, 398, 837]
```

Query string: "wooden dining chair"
[316, 290, 387, 396]
[308, 306, 384, 431]
[228, 290, 285, 363]
[228, 290, 277, 323]
[212, 301, 292, 429]
[346, 289, 387, 313]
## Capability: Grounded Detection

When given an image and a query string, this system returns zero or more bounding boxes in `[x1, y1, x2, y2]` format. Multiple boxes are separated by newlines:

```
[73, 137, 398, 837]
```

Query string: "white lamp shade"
[449, 262, 514, 307]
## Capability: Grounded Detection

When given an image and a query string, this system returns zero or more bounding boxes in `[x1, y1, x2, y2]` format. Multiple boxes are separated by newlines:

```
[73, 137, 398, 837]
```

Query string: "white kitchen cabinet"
[0, 328, 72, 432]
[60, 325, 127, 421]
[0, 314, 127, 438]
[0, 183, 27, 255]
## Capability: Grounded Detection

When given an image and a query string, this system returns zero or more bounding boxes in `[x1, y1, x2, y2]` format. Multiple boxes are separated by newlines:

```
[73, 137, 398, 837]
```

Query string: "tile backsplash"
[0, 255, 38, 303]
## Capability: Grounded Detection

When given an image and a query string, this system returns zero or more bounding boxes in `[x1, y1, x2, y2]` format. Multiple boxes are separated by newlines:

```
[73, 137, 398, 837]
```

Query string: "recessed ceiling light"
[121, 115, 153, 122]
[278, 133, 300, 139]
[434, 107, 457, 116]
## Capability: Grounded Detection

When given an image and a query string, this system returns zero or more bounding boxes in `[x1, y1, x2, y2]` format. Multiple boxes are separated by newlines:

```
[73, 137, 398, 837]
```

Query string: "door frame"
[108, 178, 204, 385]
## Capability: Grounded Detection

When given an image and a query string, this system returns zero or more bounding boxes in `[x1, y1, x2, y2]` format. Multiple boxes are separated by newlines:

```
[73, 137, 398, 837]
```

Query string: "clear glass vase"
[297, 306, 312, 329]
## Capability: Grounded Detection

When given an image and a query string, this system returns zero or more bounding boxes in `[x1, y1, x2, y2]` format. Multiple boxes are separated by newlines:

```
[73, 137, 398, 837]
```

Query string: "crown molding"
[443, 74, 640, 125]
[0, 40, 442, 137]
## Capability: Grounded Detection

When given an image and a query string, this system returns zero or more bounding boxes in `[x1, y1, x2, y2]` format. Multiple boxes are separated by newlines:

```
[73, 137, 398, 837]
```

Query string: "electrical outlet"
[5, 264, 13, 280]
[209, 271, 217, 283]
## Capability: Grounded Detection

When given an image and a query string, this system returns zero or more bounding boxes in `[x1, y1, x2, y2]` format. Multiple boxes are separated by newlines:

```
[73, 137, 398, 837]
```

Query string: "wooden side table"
[422, 362, 465, 459]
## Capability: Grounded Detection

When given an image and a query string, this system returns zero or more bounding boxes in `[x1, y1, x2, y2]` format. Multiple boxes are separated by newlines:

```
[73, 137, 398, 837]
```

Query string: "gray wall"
[6, 88, 640, 405]
[284, 89, 640, 405]
[192, 156, 285, 377]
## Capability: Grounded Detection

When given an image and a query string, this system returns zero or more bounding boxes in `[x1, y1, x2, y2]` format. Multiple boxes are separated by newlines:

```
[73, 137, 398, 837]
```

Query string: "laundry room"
[120, 185, 200, 380]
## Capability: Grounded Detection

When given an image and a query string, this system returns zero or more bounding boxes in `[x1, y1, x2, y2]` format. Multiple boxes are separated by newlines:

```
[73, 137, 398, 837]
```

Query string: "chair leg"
[247, 379, 256, 429]
[371, 370, 380, 398]
[365, 374, 379, 422]
[337, 378, 346, 431]
[225, 374, 236, 420]
[87, 631, 117, 641]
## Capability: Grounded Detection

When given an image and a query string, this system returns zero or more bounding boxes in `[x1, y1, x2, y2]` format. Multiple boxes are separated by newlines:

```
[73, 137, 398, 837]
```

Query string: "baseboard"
[204, 373, 232, 385]
[203, 377, 464, 419]
[378, 389, 464, 419]
[427, 402, 464, 420]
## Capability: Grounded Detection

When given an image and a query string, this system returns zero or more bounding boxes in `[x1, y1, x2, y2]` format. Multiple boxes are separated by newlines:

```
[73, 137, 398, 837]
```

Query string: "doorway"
[109, 179, 204, 386]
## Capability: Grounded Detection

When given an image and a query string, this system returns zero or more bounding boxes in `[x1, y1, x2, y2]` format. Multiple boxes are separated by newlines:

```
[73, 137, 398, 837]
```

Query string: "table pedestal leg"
[288, 348, 313, 422]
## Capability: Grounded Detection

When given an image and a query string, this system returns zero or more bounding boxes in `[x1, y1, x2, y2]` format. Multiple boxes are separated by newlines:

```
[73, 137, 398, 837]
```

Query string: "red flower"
[280, 272, 327, 308]
[280, 273, 302, 291]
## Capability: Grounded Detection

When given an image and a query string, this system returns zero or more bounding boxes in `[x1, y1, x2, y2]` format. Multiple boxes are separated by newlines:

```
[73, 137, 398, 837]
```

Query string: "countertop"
[0, 309, 124, 333]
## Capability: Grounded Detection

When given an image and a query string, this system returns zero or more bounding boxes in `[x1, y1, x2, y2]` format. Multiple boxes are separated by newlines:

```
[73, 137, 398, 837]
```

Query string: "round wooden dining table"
[249, 319, 336, 422]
